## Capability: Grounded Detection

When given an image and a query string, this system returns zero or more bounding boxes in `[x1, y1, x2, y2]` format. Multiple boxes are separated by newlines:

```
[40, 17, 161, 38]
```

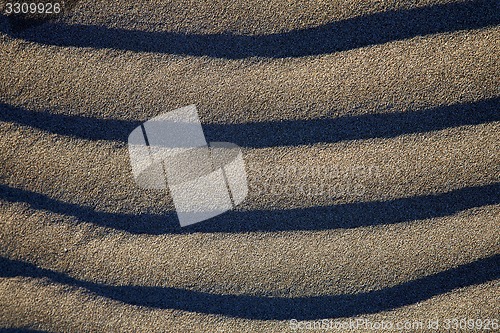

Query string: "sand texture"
[1, 0, 499, 332]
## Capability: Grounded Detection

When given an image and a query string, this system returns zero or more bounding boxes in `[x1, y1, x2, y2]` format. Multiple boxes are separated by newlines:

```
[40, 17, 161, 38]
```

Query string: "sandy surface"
[1, 0, 499, 332]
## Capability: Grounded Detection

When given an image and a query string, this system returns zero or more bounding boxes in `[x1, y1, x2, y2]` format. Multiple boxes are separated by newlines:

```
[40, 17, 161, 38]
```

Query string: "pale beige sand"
[1, 26, 498, 122]
[1, 121, 498, 210]
[1, 278, 498, 332]
[1, 0, 499, 332]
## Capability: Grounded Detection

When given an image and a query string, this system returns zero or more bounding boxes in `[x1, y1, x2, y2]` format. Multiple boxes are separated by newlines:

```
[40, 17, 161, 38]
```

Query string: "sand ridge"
[1, 0, 499, 331]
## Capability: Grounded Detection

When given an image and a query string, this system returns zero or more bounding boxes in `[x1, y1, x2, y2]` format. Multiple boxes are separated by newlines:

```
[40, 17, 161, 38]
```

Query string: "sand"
[1, 0, 499, 332]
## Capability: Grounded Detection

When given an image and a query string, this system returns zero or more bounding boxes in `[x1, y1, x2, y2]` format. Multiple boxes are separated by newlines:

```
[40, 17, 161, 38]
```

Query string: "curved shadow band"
[2, 0, 499, 58]
[1, 255, 498, 320]
[1, 97, 499, 147]
[1, 183, 498, 234]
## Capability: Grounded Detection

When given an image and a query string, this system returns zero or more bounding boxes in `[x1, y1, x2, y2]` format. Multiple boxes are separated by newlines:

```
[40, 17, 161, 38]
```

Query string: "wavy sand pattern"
[1, 0, 499, 332]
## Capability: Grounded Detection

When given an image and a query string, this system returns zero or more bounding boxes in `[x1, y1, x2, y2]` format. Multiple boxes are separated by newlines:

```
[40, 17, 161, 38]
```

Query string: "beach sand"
[1, 0, 499, 331]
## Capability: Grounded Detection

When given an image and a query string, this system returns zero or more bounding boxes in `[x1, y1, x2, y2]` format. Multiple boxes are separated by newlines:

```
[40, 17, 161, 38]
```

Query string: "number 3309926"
[4, 2, 61, 14]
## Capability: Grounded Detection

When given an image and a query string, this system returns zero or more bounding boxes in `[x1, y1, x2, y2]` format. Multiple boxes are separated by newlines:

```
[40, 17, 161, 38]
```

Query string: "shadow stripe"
[1, 98, 499, 147]
[1, 183, 498, 234]
[1, 0, 498, 58]
[1, 255, 498, 320]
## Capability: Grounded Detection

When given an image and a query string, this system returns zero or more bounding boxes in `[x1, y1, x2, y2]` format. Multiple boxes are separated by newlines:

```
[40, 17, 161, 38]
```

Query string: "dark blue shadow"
[1, 0, 498, 58]
[1, 255, 498, 320]
[204, 97, 500, 147]
[1, 97, 498, 147]
[1, 182, 498, 234]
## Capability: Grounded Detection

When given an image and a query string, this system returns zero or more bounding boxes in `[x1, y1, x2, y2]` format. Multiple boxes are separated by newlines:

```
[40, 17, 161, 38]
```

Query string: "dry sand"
[0, 0, 499, 332]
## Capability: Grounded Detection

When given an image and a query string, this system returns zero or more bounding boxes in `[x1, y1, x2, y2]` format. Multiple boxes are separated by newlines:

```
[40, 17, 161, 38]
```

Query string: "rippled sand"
[1, 0, 499, 332]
